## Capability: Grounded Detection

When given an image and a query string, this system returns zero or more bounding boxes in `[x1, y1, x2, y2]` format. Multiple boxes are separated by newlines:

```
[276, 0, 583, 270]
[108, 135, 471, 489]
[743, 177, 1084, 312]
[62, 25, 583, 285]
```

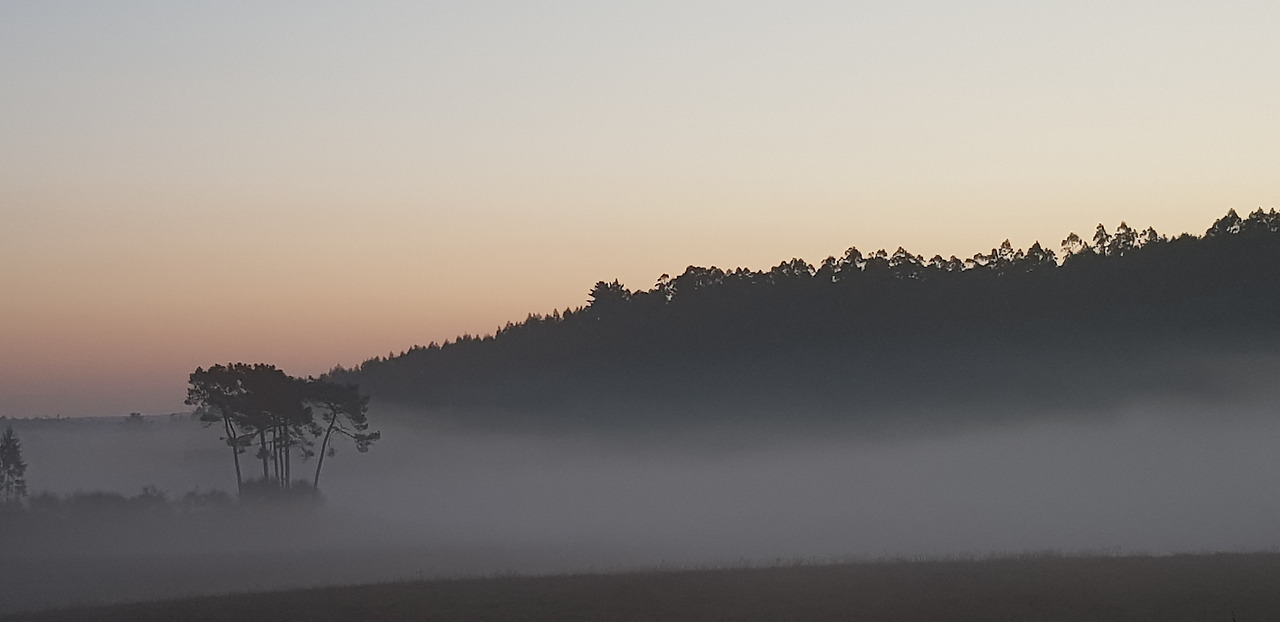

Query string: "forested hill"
[331, 209, 1280, 429]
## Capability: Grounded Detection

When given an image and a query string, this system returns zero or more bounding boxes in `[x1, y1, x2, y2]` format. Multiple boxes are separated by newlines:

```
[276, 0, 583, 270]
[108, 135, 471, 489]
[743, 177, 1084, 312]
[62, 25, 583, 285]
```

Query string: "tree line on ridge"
[331, 209, 1280, 428]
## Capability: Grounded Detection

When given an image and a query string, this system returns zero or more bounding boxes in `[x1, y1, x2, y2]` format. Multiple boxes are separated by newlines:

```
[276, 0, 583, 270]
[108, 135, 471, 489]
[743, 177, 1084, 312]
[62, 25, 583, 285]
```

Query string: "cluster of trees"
[186, 364, 379, 494]
[6, 486, 232, 518]
[331, 209, 1280, 427]
[0, 485, 314, 559]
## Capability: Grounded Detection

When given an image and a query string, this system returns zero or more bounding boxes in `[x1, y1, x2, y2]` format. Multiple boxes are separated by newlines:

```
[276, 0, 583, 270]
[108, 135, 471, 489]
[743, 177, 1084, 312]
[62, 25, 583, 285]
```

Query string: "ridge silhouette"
[331, 209, 1280, 430]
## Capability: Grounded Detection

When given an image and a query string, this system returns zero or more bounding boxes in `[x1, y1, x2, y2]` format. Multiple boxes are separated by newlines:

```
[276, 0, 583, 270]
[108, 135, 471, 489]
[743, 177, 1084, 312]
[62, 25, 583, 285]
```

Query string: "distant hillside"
[331, 209, 1280, 429]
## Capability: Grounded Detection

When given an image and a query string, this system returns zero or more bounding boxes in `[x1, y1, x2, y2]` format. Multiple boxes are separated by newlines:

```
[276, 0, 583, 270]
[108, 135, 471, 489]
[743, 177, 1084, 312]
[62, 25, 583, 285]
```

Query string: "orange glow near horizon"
[2, 2, 1278, 416]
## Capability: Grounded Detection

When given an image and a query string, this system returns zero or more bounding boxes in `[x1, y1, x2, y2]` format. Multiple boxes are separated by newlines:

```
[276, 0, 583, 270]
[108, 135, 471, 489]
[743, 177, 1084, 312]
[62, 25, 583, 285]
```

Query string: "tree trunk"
[223, 416, 243, 493]
[313, 417, 338, 490]
[259, 430, 269, 481]
[273, 424, 281, 487]
[282, 424, 291, 488]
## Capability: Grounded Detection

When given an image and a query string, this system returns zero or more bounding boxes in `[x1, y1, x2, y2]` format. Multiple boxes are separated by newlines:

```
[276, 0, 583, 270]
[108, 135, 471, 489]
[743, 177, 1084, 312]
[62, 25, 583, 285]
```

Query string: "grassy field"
[5, 552, 1280, 622]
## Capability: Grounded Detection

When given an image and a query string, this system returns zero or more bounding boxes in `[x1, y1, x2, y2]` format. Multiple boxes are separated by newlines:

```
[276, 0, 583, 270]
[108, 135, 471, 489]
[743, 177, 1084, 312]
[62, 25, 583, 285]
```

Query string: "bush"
[237, 479, 325, 509]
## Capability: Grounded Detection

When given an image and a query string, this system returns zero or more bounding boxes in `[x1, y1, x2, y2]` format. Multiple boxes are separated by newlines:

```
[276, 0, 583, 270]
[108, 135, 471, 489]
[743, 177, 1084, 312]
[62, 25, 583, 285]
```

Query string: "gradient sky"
[2, 1, 1278, 417]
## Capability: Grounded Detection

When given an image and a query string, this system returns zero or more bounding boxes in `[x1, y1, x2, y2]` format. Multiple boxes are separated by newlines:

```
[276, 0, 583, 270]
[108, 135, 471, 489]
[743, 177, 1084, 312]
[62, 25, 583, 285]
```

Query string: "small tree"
[0, 426, 28, 503]
[587, 280, 630, 317]
[1092, 223, 1112, 255]
[308, 380, 379, 490]
[1060, 231, 1089, 257]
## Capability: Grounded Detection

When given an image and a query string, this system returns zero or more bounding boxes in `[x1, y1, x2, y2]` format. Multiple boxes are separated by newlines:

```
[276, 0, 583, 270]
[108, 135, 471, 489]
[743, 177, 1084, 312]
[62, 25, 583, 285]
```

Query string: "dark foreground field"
[6, 553, 1280, 622]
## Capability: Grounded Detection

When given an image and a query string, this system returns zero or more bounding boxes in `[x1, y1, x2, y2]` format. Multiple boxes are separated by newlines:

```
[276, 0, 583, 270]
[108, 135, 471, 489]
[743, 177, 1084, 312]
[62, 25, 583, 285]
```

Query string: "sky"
[2, 1, 1278, 417]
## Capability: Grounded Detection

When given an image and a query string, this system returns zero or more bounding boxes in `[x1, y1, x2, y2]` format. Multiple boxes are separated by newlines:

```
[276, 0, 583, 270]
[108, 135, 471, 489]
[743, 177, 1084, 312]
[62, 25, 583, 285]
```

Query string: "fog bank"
[4, 398, 1279, 612]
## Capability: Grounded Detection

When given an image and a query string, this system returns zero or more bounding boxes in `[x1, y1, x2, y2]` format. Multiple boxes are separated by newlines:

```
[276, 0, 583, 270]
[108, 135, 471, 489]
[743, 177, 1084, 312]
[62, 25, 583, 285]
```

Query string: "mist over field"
[6, 365, 1280, 614]
[5, 213, 1280, 617]
[7, 1, 1280, 618]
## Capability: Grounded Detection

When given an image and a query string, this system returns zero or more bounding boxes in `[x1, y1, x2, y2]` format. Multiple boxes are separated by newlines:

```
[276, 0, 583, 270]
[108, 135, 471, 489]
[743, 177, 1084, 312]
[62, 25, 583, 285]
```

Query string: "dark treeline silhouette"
[332, 209, 1280, 430]
[0, 484, 323, 528]
[187, 364, 379, 494]
[0, 487, 226, 553]
[2, 486, 233, 522]
[0, 482, 338, 568]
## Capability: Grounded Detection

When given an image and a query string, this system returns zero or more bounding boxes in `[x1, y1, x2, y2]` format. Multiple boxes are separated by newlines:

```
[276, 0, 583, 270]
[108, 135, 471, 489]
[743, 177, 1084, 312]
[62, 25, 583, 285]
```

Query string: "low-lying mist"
[344, 400, 1280, 561]
[5, 388, 1280, 612]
